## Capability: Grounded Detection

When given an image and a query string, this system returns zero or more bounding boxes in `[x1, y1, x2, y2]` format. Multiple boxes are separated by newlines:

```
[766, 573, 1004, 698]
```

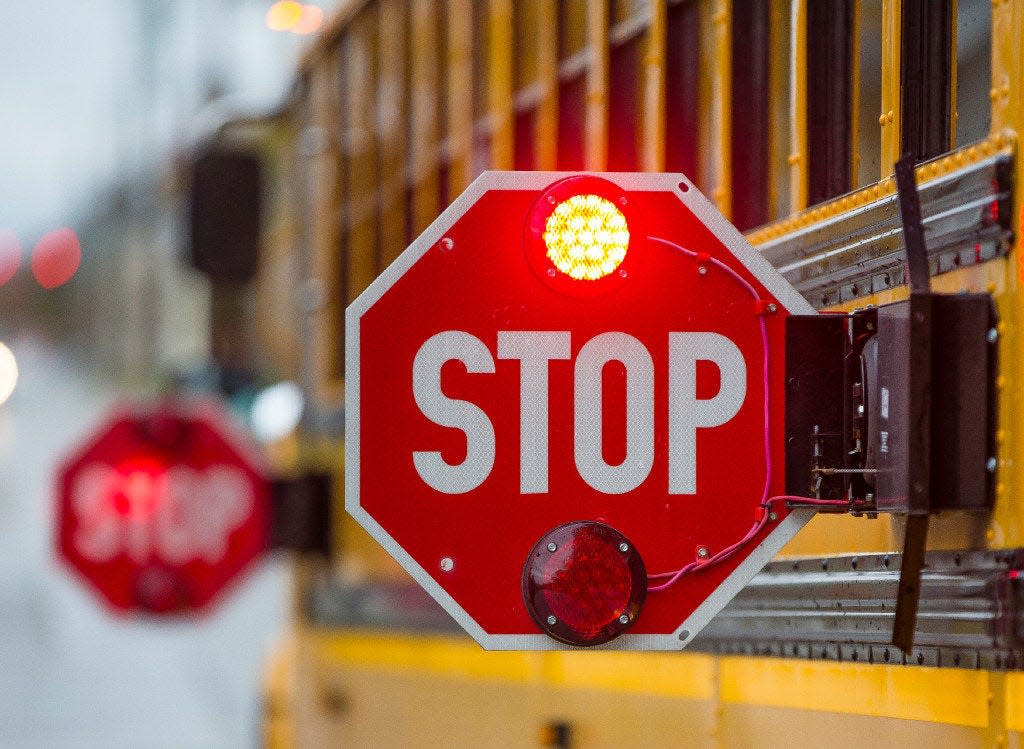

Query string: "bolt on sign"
[56, 403, 270, 614]
[347, 172, 815, 649]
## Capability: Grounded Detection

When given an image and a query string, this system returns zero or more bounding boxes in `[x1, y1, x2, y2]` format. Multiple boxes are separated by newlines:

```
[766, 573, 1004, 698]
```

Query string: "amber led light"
[542, 194, 630, 280]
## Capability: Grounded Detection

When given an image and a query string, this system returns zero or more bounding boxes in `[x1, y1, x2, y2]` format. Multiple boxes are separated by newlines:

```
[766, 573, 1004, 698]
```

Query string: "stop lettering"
[412, 330, 745, 496]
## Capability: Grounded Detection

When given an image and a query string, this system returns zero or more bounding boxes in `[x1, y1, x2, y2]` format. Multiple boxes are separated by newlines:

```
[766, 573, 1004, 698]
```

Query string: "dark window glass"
[901, 0, 952, 161]
[557, 74, 586, 170]
[807, 0, 854, 204]
[665, 0, 699, 182]
[730, 0, 770, 230]
[608, 35, 640, 171]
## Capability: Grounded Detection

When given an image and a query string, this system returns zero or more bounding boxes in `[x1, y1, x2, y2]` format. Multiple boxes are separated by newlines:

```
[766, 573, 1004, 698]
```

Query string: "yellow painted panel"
[313, 630, 546, 683]
[1005, 672, 1024, 731]
[721, 657, 990, 728]
[544, 650, 715, 701]
[310, 630, 715, 701]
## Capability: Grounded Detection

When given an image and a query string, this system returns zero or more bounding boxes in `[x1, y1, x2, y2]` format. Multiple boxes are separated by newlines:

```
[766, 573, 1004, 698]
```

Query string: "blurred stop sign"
[56, 403, 270, 614]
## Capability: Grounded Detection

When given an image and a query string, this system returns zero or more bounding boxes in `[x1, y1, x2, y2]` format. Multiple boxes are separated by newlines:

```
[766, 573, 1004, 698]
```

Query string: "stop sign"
[347, 172, 815, 649]
[56, 403, 270, 614]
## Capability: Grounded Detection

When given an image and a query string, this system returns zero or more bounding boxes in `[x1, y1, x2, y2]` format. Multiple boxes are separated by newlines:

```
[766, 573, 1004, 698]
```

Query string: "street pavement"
[0, 336, 288, 748]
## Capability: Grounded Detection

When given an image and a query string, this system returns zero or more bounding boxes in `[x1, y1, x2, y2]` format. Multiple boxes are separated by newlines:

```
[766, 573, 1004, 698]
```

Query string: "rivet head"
[697, 546, 709, 559]
[768, 511, 778, 522]
[440, 237, 455, 251]
[440, 557, 454, 572]
[619, 542, 629, 552]
[547, 542, 557, 552]
[547, 614, 557, 626]
[767, 302, 778, 313]
[618, 614, 630, 625]
[697, 265, 708, 276]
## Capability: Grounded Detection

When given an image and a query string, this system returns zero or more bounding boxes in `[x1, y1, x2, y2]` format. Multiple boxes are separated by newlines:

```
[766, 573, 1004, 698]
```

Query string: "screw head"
[547, 614, 557, 626]
[768, 511, 778, 522]
[696, 546, 709, 559]
[697, 265, 708, 276]
[440, 237, 455, 251]
[619, 542, 629, 553]
[547, 542, 557, 552]
[618, 614, 630, 625]
[440, 557, 454, 572]
[767, 302, 778, 313]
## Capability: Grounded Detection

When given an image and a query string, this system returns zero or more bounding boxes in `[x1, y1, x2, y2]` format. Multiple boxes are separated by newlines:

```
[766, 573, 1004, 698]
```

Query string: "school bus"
[239, 0, 1024, 745]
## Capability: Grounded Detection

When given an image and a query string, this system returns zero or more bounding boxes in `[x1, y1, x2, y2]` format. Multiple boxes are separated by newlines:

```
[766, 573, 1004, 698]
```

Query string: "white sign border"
[346, 171, 816, 650]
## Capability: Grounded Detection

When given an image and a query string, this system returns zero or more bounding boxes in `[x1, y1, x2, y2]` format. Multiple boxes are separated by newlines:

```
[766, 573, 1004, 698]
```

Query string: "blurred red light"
[0, 230, 20, 286]
[522, 521, 646, 646]
[110, 459, 167, 518]
[32, 227, 81, 289]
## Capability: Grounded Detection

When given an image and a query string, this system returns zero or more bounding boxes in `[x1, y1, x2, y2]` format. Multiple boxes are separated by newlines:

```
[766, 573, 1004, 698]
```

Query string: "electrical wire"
[645, 237, 855, 593]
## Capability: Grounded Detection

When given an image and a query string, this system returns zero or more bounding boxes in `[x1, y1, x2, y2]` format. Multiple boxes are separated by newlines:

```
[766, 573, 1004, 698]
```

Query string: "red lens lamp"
[522, 520, 647, 646]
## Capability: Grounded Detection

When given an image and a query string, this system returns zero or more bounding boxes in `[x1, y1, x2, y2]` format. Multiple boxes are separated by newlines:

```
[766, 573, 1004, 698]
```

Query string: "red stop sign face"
[347, 172, 815, 649]
[56, 403, 270, 614]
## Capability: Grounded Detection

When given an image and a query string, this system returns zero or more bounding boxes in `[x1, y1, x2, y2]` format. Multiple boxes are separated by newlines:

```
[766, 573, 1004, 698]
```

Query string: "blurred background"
[0, 2, 336, 746]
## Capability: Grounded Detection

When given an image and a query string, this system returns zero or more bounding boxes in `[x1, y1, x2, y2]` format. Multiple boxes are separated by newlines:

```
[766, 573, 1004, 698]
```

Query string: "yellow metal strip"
[311, 630, 714, 700]
[789, 0, 808, 213]
[721, 657, 990, 727]
[642, 0, 667, 172]
[409, 0, 440, 235]
[488, 0, 515, 169]
[711, 0, 731, 217]
[534, 0, 559, 170]
[447, 0, 474, 195]
[879, 0, 901, 177]
[585, 0, 609, 170]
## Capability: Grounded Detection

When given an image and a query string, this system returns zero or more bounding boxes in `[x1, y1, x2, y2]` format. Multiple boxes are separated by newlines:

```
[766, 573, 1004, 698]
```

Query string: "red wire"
[644, 237, 855, 593]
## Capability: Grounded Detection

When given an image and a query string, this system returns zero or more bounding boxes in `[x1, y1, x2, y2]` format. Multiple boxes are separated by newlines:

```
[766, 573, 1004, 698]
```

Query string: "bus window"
[514, 0, 539, 171]
[731, 0, 770, 231]
[955, 0, 991, 146]
[557, 0, 588, 170]
[664, 0, 699, 185]
[855, 0, 882, 187]
[900, 0, 952, 161]
[608, 19, 642, 172]
[471, 1, 491, 177]
[807, 0, 854, 205]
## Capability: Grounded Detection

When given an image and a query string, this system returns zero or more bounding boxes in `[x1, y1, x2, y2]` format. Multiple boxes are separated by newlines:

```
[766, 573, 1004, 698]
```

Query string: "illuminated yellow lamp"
[543, 194, 630, 280]
[291, 4, 324, 35]
[0, 342, 17, 407]
[266, 0, 303, 31]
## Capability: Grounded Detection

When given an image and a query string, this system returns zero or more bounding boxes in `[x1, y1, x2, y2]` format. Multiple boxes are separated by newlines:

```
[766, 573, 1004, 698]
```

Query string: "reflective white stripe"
[574, 332, 655, 494]
[497, 331, 572, 494]
[668, 332, 747, 494]
[412, 331, 496, 494]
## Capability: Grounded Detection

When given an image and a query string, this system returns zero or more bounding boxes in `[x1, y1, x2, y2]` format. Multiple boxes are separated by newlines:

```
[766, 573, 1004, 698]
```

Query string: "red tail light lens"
[522, 520, 646, 646]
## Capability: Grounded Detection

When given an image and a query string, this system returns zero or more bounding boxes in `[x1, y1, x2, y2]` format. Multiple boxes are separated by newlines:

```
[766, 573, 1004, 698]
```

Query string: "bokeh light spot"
[266, 0, 303, 31]
[0, 230, 21, 286]
[291, 4, 324, 35]
[0, 342, 18, 407]
[31, 227, 81, 289]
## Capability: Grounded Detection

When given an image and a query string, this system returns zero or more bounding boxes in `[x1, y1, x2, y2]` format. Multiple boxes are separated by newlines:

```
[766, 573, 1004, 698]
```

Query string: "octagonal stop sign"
[56, 403, 270, 614]
[347, 172, 815, 649]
